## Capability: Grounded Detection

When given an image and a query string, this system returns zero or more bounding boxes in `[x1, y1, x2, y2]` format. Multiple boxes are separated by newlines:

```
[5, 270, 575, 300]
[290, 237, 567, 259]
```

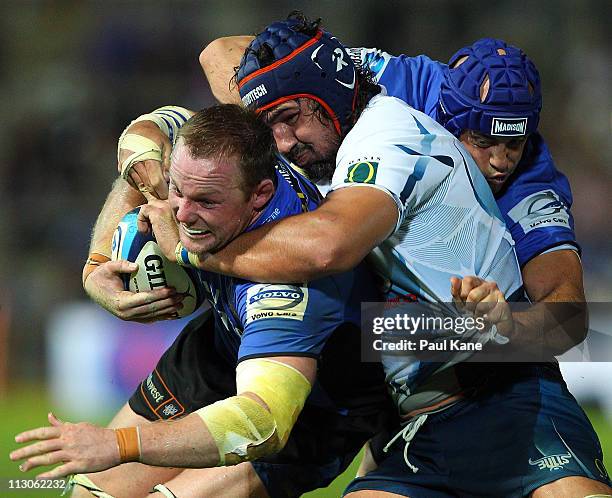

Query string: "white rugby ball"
[111, 207, 204, 318]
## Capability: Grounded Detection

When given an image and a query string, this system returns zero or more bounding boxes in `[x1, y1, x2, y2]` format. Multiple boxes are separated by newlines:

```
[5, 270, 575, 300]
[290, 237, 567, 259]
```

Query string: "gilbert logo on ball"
[111, 207, 203, 318]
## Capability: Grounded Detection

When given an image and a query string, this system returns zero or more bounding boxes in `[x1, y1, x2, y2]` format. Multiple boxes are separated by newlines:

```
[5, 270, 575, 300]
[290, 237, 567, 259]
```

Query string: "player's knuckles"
[463, 276, 482, 288]
[28, 451, 63, 467]
[466, 287, 486, 302]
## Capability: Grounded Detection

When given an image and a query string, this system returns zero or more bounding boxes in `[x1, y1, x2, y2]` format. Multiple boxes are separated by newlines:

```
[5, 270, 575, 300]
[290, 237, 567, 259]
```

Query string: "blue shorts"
[345, 364, 611, 498]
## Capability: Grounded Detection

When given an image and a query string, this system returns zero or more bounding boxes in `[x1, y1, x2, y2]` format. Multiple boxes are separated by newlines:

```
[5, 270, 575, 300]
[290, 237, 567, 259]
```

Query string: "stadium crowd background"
[0, 0, 610, 490]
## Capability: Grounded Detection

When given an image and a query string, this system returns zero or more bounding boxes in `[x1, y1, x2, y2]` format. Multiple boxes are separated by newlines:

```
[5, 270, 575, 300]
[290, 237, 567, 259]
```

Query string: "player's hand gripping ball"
[111, 207, 203, 318]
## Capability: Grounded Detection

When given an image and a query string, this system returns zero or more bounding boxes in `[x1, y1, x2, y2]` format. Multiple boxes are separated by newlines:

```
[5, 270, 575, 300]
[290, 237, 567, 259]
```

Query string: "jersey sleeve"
[234, 275, 353, 362]
[348, 47, 445, 116]
[498, 133, 580, 266]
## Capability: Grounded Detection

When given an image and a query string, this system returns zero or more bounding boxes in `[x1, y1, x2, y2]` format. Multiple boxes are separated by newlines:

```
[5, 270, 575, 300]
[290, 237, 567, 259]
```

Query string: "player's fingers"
[465, 283, 495, 303]
[114, 290, 180, 317]
[128, 298, 185, 319]
[104, 260, 138, 276]
[450, 277, 462, 301]
[10, 438, 63, 462]
[144, 163, 169, 200]
[115, 288, 178, 311]
[36, 461, 77, 480]
[482, 292, 508, 323]
[129, 163, 159, 200]
[132, 305, 184, 322]
[127, 167, 146, 192]
[161, 143, 172, 183]
[136, 204, 153, 233]
[19, 449, 66, 472]
[48, 413, 64, 427]
[14, 426, 60, 444]
[459, 276, 483, 302]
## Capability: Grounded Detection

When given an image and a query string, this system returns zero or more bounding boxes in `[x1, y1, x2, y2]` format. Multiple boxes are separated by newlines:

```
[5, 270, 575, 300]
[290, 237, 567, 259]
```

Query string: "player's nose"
[271, 123, 298, 154]
[174, 197, 198, 224]
[489, 144, 513, 172]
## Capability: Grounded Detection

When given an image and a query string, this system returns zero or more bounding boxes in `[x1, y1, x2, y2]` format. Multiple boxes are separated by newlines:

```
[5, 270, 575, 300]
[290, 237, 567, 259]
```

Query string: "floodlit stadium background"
[0, 1, 610, 495]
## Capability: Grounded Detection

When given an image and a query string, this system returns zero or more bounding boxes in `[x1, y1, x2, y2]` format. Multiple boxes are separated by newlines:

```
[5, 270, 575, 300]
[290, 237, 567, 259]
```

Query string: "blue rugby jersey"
[196, 155, 384, 414]
[350, 48, 579, 266]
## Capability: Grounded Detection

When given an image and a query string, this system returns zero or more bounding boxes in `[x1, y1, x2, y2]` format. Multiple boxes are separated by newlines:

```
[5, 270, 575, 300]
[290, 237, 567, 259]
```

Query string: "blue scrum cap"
[237, 17, 358, 136]
[438, 38, 542, 138]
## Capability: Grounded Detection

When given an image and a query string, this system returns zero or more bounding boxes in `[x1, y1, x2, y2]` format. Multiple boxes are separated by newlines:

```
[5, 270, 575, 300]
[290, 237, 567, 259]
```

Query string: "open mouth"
[181, 224, 211, 238]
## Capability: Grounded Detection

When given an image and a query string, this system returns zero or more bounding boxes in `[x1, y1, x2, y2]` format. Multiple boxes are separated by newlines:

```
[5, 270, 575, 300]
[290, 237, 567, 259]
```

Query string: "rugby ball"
[111, 207, 204, 318]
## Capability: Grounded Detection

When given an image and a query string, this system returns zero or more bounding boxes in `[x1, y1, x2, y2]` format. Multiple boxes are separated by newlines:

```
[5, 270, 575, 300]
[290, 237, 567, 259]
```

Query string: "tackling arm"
[198, 186, 398, 282]
[452, 249, 588, 355]
[199, 36, 255, 104]
[513, 249, 588, 354]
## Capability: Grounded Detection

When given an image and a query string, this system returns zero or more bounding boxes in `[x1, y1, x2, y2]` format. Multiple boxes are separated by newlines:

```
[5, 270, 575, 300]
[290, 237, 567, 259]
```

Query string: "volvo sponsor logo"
[528, 453, 572, 471]
[248, 286, 304, 310]
[246, 284, 309, 323]
[491, 117, 528, 136]
[242, 84, 268, 106]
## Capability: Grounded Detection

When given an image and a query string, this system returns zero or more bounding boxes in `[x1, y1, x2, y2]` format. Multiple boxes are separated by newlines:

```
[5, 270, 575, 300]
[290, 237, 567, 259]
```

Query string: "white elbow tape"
[196, 358, 311, 466]
[152, 484, 178, 498]
[117, 106, 192, 179]
[67, 474, 117, 498]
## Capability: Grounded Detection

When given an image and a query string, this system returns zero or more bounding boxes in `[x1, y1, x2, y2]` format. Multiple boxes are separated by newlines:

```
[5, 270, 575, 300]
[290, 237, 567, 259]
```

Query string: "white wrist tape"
[117, 106, 193, 179]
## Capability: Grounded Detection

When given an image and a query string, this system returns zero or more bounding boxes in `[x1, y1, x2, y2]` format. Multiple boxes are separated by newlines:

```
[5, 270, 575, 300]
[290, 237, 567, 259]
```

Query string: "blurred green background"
[1, 386, 610, 497]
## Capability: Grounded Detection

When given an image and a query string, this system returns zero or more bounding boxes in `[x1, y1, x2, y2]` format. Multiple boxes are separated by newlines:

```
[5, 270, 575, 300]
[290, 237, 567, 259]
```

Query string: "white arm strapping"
[117, 106, 193, 179]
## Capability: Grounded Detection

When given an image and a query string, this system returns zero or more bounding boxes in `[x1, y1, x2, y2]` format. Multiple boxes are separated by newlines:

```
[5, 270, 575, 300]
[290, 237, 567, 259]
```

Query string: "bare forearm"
[139, 413, 220, 468]
[511, 250, 587, 354]
[511, 300, 588, 355]
[199, 36, 254, 104]
[202, 214, 339, 282]
[89, 179, 144, 256]
[201, 188, 397, 282]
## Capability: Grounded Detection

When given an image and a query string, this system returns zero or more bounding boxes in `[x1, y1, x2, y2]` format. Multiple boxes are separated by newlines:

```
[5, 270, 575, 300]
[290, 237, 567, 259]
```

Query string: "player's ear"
[252, 178, 275, 209]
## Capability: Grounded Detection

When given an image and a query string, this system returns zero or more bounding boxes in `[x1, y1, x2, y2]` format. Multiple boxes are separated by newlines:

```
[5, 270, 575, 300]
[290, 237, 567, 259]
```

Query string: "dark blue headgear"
[237, 18, 358, 136]
[438, 38, 542, 138]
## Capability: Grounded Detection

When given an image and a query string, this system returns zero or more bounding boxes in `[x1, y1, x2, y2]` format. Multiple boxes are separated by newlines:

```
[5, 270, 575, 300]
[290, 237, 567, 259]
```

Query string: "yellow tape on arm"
[195, 358, 311, 466]
[237, 359, 311, 446]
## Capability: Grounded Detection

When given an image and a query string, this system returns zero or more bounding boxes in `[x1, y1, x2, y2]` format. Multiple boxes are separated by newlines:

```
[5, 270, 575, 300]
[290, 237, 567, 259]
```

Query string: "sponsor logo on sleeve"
[528, 453, 572, 471]
[490, 117, 528, 136]
[508, 190, 570, 233]
[344, 161, 379, 184]
[246, 284, 309, 323]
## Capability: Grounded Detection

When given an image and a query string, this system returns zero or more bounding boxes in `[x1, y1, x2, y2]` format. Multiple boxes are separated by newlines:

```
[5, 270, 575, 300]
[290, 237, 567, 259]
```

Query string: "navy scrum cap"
[237, 18, 358, 136]
[438, 38, 542, 138]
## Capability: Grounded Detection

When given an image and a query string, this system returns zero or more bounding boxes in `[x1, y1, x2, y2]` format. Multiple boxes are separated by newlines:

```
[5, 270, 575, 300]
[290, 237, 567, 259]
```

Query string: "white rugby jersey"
[330, 94, 524, 414]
